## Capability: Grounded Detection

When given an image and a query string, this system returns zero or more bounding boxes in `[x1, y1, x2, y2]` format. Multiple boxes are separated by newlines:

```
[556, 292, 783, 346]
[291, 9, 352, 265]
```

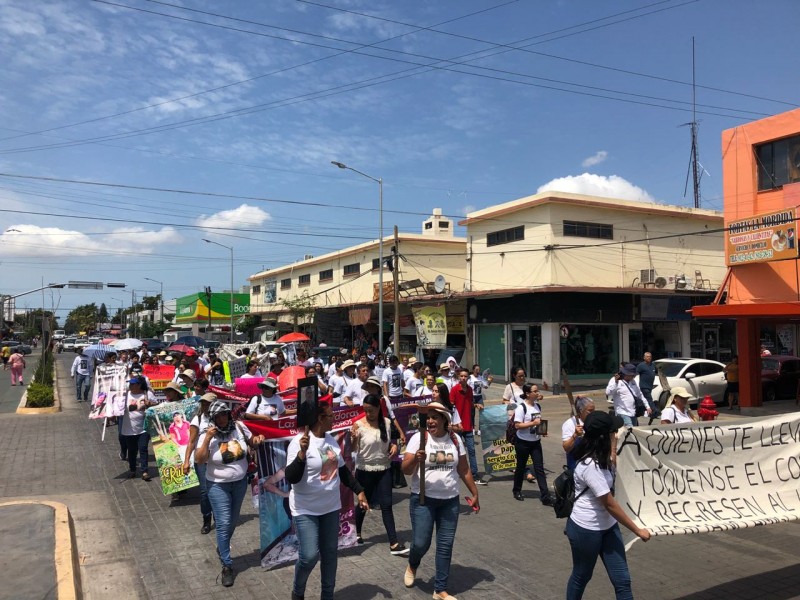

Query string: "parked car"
[631, 358, 727, 408]
[761, 356, 800, 402]
[1, 340, 32, 355]
[74, 337, 90, 353]
[62, 337, 77, 352]
[171, 336, 207, 348]
[141, 338, 167, 353]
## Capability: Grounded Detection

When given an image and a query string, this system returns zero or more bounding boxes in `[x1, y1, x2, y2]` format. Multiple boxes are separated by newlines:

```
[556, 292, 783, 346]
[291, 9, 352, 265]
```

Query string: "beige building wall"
[248, 234, 466, 315]
[463, 193, 725, 292]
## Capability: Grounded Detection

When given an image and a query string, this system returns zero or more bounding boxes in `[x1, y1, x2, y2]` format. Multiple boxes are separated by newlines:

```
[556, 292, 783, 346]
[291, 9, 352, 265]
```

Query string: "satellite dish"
[654, 277, 667, 289]
[433, 275, 447, 293]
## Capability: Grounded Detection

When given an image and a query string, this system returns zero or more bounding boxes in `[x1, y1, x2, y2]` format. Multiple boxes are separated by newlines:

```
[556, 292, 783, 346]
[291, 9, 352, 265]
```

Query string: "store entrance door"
[510, 327, 529, 377]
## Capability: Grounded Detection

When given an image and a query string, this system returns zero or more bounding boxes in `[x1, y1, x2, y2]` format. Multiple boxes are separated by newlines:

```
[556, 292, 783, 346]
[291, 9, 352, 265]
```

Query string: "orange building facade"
[693, 107, 800, 406]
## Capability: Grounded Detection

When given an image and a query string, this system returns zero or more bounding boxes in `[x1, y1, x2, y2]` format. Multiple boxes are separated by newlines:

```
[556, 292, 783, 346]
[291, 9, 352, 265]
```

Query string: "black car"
[141, 338, 167, 352]
[761, 356, 800, 401]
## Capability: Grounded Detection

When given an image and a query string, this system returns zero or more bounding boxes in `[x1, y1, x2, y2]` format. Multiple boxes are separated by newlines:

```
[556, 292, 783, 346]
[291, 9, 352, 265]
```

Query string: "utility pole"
[206, 286, 212, 336]
[393, 226, 400, 357]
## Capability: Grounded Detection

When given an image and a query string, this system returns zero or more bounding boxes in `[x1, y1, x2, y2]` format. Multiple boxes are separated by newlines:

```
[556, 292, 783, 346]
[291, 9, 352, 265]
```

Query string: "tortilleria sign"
[726, 208, 797, 266]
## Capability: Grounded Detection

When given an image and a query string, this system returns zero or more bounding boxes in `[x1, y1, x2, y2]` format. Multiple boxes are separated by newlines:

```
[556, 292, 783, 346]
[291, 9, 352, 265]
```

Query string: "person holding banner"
[401, 400, 479, 600]
[566, 411, 650, 600]
[351, 394, 409, 556]
[285, 401, 369, 600]
[195, 400, 266, 588]
[660, 387, 694, 424]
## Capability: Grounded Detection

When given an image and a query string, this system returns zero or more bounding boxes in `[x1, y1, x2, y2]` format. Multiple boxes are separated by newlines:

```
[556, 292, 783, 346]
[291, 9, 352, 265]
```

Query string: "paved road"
[0, 351, 40, 414]
[0, 354, 799, 600]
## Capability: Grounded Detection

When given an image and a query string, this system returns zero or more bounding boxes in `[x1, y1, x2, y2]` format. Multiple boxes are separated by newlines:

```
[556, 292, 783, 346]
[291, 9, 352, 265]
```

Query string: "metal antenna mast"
[683, 37, 702, 208]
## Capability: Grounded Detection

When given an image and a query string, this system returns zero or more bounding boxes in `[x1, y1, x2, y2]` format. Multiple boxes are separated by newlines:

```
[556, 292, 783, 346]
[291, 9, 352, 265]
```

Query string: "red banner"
[245, 404, 364, 440]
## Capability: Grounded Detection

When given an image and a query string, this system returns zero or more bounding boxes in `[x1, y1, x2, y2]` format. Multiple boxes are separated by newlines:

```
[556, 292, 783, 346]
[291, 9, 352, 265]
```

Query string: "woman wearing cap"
[245, 377, 295, 420]
[660, 387, 695, 424]
[195, 401, 265, 587]
[120, 375, 159, 481]
[512, 383, 554, 505]
[350, 394, 409, 555]
[562, 396, 595, 471]
[182, 391, 216, 534]
[401, 400, 479, 600]
[285, 401, 369, 600]
[566, 411, 650, 599]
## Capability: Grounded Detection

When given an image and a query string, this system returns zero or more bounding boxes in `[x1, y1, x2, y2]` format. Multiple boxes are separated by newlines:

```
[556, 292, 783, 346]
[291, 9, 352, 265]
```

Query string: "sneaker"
[356, 536, 364, 545]
[390, 543, 410, 556]
[404, 566, 416, 587]
[432, 592, 458, 600]
[142, 472, 151, 482]
[476, 429, 481, 436]
[475, 479, 488, 486]
[220, 565, 234, 587]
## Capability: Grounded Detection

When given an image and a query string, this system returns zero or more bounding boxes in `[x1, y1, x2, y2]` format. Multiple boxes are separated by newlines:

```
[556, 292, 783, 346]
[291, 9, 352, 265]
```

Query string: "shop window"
[343, 263, 360, 277]
[563, 220, 613, 240]
[559, 324, 619, 379]
[319, 269, 333, 282]
[487, 225, 524, 247]
[756, 134, 800, 191]
[298, 274, 311, 286]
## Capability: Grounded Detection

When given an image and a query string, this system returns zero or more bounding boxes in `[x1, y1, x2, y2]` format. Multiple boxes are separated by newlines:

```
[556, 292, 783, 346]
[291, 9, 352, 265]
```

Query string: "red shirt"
[450, 384, 474, 432]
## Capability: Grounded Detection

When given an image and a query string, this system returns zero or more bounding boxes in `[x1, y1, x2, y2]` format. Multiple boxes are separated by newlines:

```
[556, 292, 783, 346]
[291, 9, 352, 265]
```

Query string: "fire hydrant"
[697, 395, 719, 421]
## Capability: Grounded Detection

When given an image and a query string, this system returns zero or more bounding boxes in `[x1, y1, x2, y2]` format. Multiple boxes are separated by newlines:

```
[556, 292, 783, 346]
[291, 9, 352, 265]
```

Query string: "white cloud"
[537, 173, 656, 203]
[0, 225, 183, 257]
[461, 204, 476, 217]
[581, 150, 608, 168]
[194, 204, 271, 230]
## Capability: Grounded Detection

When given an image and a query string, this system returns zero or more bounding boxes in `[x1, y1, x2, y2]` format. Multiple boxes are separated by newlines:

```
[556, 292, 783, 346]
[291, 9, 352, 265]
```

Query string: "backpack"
[552, 464, 589, 519]
[505, 402, 527, 444]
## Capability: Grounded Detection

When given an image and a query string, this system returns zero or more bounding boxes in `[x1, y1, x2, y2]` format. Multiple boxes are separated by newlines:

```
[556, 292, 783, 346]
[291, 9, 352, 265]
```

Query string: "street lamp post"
[331, 161, 385, 354]
[144, 277, 164, 332]
[111, 297, 125, 333]
[202, 239, 235, 343]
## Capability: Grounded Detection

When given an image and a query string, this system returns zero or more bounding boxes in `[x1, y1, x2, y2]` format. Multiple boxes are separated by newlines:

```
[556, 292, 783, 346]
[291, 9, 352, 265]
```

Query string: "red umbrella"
[276, 332, 310, 343]
[167, 344, 193, 354]
[278, 365, 306, 394]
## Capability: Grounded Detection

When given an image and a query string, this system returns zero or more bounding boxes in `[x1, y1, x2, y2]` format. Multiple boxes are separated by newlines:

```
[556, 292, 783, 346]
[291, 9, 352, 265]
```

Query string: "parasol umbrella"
[277, 332, 310, 343]
[113, 338, 143, 351]
[82, 344, 116, 360]
[101, 338, 117, 345]
[168, 344, 193, 354]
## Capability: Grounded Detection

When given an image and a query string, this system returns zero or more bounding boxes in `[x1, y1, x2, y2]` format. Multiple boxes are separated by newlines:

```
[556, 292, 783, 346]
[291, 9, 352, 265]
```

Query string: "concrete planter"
[16, 359, 60, 414]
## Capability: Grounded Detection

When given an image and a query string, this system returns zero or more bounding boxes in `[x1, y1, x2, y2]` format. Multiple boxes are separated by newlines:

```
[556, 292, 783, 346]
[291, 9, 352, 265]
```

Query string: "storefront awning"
[692, 302, 800, 319]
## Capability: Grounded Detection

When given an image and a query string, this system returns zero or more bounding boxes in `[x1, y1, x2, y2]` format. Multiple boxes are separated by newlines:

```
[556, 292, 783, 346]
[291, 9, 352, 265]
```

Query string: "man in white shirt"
[343, 364, 370, 406]
[403, 362, 424, 397]
[605, 363, 650, 427]
[310, 349, 324, 366]
[336, 360, 357, 400]
[381, 354, 404, 399]
[403, 357, 417, 385]
[71, 353, 94, 402]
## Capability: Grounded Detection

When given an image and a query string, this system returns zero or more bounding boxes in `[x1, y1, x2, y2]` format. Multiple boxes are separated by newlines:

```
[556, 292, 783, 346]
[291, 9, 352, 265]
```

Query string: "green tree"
[64, 303, 99, 334]
[237, 314, 262, 342]
[98, 303, 108, 320]
[13, 309, 57, 341]
[141, 295, 160, 311]
[281, 292, 316, 332]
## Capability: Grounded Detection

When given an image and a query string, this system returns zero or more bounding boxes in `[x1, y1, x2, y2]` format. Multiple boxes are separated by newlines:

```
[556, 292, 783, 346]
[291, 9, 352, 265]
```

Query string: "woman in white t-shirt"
[660, 386, 695, 424]
[512, 384, 553, 505]
[244, 378, 294, 420]
[351, 394, 408, 555]
[195, 401, 265, 588]
[502, 367, 526, 407]
[182, 390, 215, 535]
[120, 375, 158, 481]
[401, 401, 480, 600]
[566, 411, 650, 599]
[285, 401, 369, 600]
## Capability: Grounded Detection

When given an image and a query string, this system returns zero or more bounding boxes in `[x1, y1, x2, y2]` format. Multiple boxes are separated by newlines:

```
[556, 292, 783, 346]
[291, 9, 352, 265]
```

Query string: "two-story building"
[459, 192, 727, 385]
[693, 107, 800, 406]
[248, 210, 467, 353]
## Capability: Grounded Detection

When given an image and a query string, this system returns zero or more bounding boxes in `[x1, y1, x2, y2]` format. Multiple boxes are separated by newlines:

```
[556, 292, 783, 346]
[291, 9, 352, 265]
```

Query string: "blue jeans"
[293, 510, 340, 600]
[408, 493, 459, 594]
[75, 373, 91, 401]
[566, 519, 632, 600]
[620, 415, 638, 427]
[194, 462, 212, 518]
[207, 477, 248, 567]
[461, 431, 479, 479]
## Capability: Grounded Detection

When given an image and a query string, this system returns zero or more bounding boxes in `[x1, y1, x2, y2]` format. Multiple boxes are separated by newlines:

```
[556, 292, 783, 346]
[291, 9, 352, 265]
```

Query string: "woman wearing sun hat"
[195, 400, 265, 587]
[660, 387, 695, 424]
[565, 411, 650, 600]
[401, 401, 479, 600]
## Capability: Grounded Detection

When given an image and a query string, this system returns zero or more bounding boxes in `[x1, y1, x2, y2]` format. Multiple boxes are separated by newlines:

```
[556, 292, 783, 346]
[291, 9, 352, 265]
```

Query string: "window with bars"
[486, 225, 524, 247]
[563, 220, 613, 240]
[343, 263, 360, 277]
[319, 269, 333, 282]
[298, 274, 311, 286]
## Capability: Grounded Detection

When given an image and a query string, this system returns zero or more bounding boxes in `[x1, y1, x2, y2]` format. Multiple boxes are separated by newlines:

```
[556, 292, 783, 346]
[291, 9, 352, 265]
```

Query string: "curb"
[16, 356, 61, 414]
[0, 500, 82, 600]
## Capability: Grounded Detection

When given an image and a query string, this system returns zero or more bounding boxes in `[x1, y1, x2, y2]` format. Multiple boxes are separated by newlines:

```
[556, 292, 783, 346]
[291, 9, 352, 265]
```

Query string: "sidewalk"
[1, 357, 799, 599]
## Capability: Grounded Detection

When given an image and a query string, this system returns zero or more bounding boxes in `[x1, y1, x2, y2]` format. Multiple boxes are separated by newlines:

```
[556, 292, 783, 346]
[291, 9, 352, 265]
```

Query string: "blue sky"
[0, 0, 797, 323]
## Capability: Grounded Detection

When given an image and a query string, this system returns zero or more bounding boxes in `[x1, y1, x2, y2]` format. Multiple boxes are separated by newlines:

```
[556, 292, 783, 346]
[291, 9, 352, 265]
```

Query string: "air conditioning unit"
[640, 269, 656, 284]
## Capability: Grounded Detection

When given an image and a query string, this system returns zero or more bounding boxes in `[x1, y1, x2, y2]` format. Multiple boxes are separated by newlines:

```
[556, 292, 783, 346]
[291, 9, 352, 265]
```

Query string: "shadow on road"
[679, 564, 800, 600]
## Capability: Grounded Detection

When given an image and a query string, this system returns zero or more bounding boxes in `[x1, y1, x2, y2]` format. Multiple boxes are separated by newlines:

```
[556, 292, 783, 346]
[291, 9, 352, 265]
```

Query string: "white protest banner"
[615, 413, 800, 537]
